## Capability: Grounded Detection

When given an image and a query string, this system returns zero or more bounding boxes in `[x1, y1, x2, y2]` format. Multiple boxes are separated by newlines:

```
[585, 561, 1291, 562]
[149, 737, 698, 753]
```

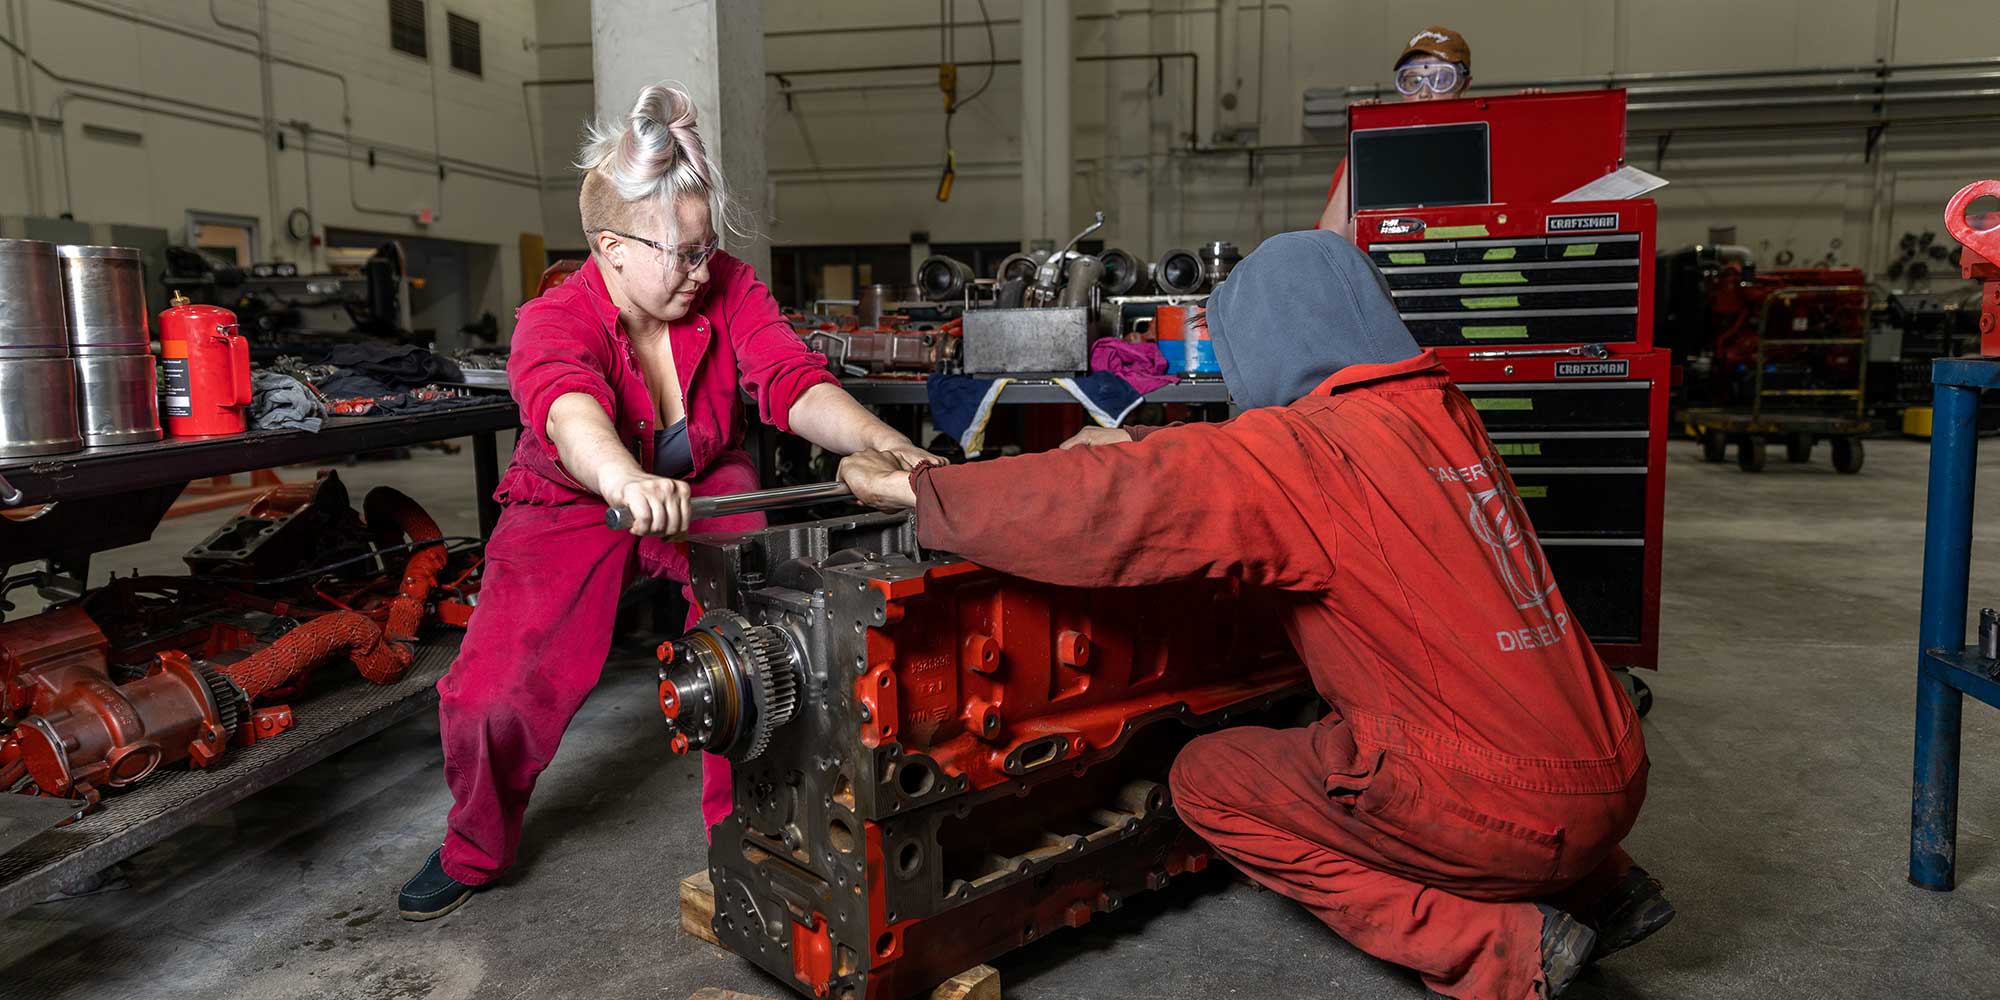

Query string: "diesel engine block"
[662, 513, 1310, 999]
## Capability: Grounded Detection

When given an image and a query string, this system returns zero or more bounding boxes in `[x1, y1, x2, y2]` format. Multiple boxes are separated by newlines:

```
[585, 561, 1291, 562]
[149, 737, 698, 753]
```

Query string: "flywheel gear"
[659, 610, 802, 762]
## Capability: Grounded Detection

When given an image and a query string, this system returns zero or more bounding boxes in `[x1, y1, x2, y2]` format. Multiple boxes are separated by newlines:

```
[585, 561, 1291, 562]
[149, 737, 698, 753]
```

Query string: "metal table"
[1909, 357, 2000, 891]
[834, 376, 1234, 407]
[0, 400, 520, 537]
[746, 376, 1234, 482]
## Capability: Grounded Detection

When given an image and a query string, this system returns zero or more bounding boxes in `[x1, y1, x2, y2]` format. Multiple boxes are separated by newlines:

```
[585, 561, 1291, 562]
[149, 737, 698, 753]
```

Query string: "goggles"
[599, 230, 718, 272]
[1394, 61, 1465, 96]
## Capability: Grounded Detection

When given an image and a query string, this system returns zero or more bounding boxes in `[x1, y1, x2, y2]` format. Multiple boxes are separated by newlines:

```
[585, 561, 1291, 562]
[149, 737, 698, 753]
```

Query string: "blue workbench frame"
[1910, 358, 2000, 890]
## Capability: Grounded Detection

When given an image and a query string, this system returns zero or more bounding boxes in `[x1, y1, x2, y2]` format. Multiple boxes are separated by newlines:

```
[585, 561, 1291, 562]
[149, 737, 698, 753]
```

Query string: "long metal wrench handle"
[1464, 343, 1609, 361]
[604, 481, 854, 532]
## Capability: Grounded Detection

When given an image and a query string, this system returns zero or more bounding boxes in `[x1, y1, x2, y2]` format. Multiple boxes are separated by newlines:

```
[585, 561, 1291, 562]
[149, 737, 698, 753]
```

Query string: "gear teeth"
[198, 665, 250, 740]
[740, 624, 799, 762]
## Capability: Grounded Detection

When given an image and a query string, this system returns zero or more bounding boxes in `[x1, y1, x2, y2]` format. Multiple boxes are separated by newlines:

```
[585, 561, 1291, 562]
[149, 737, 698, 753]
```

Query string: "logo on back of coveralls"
[1467, 484, 1556, 614]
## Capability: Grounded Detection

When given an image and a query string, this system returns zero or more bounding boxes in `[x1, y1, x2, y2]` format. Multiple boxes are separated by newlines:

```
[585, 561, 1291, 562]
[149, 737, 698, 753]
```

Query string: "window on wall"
[448, 13, 482, 76]
[389, 0, 426, 58]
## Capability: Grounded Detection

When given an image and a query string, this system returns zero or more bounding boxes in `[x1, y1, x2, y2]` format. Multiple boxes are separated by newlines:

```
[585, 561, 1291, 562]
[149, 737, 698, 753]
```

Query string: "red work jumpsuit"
[910, 351, 1646, 1000]
[437, 254, 836, 886]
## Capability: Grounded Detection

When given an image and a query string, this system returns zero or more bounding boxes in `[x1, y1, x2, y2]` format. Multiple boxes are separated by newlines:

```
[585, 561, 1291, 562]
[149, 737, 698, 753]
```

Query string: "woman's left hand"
[839, 450, 921, 511]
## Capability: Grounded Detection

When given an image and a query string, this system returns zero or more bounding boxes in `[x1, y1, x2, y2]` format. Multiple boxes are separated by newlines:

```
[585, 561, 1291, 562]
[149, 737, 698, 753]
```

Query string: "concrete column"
[591, 0, 770, 277]
[1020, 0, 1073, 250]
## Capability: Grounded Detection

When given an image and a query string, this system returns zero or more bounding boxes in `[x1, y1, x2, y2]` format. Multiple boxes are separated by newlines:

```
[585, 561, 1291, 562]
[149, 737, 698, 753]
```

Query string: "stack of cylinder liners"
[0, 239, 83, 459]
[58, 245, 162, 447]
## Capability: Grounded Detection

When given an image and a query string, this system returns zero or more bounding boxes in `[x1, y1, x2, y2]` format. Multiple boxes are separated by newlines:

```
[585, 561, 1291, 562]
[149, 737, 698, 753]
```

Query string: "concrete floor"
[6, 434, 2000, 999]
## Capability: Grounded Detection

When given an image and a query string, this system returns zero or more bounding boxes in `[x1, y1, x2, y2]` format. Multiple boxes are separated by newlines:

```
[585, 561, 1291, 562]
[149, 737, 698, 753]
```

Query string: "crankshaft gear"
[659, 610, 801, 762]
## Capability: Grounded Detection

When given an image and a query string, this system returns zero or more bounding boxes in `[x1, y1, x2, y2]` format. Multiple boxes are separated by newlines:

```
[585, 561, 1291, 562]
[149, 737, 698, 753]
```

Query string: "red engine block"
[663, 515, 1310, 999]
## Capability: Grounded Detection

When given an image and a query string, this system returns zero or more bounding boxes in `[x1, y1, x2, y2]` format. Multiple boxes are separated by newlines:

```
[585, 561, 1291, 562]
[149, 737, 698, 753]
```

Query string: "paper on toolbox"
[1555, 165, 1668, 202]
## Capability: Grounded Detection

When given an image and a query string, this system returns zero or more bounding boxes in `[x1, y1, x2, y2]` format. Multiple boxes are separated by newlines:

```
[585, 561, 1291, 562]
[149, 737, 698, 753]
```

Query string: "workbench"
[0, 399, 519, 921]
[744, 375, 1234, 484]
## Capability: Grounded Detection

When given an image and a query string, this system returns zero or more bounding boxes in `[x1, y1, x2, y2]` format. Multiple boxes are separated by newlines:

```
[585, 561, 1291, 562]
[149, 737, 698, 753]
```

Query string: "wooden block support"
[680, 871, 1001, 1000]
[681, 869, 722, 947]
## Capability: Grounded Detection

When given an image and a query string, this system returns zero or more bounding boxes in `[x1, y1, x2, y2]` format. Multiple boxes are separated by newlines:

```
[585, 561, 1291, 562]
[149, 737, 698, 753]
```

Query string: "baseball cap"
[1397, 25, 1470, 70]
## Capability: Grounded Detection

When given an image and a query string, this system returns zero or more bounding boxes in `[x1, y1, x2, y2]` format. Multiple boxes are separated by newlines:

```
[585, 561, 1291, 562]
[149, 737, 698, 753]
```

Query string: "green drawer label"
[1495, 442, 1542, 456]
[1462, 325, 1529, 340]
[1389, 251, 1427, 264]
[1461, 270, 1528, 285]
[1562, 243, 1600, 258]
[1482, 247, 1518, 261]
[1461, 296, 1521, 309]
[1428, 225, 1491, 239]
[1517, 485, 1549, 499]
[1472, 397, 1533, 411]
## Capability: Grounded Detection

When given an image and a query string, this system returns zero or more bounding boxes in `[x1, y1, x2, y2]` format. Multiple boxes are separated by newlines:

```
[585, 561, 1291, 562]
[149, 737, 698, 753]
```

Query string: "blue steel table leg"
[1912, 380, 1980, 890]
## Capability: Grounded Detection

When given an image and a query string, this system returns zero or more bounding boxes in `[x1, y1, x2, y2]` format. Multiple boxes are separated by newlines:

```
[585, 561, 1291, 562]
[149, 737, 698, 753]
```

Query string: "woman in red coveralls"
[397, 84, 942, 920]
[838, 231, 1672, 999]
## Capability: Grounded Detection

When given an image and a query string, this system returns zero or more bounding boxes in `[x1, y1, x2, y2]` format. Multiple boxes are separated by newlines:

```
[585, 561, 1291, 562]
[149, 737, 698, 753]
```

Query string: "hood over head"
[1204, 230, 1421, 410]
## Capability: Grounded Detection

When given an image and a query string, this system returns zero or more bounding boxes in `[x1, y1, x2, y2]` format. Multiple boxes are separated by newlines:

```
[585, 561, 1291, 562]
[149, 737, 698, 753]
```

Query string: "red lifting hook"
[1944, 180, 2000, 356]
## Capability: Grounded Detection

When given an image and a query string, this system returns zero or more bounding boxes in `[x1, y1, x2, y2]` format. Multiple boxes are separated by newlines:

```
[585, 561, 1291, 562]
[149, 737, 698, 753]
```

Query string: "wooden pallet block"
[680, 870, 1001, 1000]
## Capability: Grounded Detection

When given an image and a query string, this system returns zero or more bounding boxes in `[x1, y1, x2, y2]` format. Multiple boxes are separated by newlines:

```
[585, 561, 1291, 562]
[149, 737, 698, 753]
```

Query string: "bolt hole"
[896, 841, 923, 877]
[875, 932, 895, 957]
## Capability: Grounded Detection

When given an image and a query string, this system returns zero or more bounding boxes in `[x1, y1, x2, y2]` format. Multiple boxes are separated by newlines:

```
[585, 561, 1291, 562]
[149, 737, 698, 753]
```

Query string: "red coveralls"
[910, 351, 1646, 1000]
[437, 254, 836, 886]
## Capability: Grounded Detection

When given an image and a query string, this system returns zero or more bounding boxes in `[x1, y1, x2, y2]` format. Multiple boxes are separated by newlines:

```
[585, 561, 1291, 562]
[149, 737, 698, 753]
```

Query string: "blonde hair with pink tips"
[575, 82, 750, 247]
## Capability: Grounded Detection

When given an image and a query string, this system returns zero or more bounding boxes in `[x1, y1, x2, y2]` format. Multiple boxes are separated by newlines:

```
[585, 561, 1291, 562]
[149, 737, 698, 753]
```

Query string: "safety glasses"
[1394, 61, 1465, 96]
[600, 230, 718, 272]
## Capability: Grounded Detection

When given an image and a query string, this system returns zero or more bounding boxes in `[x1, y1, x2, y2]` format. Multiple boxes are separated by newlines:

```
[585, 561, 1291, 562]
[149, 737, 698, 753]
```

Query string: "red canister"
[158, 292, 251, 437]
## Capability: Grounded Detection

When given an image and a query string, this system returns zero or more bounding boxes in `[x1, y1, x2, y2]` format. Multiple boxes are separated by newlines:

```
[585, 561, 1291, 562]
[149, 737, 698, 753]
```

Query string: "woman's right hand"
[601, 469, 693, 537]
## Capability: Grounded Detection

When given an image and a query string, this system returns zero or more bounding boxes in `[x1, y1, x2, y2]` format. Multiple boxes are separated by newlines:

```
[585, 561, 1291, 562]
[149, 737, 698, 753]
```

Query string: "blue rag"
[926, 371, 1145, 457]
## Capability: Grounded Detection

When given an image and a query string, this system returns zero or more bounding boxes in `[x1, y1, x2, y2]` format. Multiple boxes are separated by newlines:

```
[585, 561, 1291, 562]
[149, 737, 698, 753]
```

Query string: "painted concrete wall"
[1, 0, 546, 338]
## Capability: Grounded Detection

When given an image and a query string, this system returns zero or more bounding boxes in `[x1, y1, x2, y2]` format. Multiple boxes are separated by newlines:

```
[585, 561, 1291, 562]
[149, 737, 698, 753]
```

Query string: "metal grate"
[0, 633, 461, 918]
[389, 0, 427, 58]
[447, 12, 481, 77]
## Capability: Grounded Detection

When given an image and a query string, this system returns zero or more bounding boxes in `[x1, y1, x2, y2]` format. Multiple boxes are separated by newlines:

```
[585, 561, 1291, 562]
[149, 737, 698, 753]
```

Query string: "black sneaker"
[1585, 866, 1675, 961]
[398, 847, 474, 921]
[1537, 903, 1598, 999]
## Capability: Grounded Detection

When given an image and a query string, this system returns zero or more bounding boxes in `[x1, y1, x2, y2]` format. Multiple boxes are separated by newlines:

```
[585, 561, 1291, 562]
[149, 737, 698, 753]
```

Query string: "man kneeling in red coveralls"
[837, 230, 1673, 999]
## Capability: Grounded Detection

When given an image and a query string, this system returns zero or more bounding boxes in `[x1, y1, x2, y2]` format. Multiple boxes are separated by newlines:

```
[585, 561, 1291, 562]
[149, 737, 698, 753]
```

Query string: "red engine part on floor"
[8, 646, 247, 800]
[1946, 179, 2000, 355]
[0, 607, 108, 721]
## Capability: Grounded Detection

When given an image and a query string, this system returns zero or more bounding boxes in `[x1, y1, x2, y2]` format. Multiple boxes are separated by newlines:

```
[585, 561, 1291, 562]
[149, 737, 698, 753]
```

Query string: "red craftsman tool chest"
[1352, 90, 1666, 672]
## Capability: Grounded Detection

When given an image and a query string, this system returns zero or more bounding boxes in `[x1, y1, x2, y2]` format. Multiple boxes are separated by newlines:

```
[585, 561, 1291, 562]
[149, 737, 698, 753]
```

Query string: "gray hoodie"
[1204, 230, 1421, 410]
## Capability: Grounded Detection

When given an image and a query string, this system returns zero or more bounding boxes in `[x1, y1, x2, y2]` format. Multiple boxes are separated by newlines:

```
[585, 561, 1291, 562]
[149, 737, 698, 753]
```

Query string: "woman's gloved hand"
[600, 469, 693, 536]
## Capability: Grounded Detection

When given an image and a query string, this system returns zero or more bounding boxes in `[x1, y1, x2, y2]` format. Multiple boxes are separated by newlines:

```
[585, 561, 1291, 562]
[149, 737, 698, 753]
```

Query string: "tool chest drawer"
[1377, 260, 1640, 291]
[1488, 430, 1649, 468]
[1405, 309, 1639, 347]
[1394, 284, 1639, 314]
[1458, 382, 1652, 429]
[1542, 541, 1645, 644]
[1545, 234, 1640, 261]
[1512, 469, 1648, 536]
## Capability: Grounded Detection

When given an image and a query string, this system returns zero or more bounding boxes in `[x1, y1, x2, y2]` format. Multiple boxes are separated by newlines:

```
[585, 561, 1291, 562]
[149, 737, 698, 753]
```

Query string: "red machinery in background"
[1351, 90, 1667, 683]
[0, 473, 480, 804]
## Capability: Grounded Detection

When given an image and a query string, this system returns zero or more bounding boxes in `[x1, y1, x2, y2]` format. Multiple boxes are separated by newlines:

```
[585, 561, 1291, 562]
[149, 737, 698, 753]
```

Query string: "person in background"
[836, 230, 1672, 999]
[1317, 25, 1473, 239]
[396, 83, 941, 921]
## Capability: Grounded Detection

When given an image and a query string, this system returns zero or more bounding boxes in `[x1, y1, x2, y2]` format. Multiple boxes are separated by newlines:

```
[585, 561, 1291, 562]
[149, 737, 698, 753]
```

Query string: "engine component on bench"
[1200, 241, 1242, 287]
[10, 649, 249, 799]
[915, 256, 975, 303]
[1096, 249, 1152, 297]
[183, 471, 367, 583]
[668, 513, 1310, 999]
[1154, 247, 1205, 295]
